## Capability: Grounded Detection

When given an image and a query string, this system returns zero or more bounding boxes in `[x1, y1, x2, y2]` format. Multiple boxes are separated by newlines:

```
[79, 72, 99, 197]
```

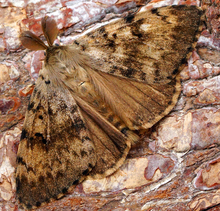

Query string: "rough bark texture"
[0, 0, 220, 210]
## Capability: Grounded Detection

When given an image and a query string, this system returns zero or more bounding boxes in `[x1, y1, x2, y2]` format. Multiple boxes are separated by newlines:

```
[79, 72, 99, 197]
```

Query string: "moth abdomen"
[74, 79, 140, 144]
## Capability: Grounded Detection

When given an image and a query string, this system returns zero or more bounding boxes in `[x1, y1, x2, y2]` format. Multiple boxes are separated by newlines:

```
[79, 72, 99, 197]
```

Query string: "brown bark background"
[0, 0, 220, 210]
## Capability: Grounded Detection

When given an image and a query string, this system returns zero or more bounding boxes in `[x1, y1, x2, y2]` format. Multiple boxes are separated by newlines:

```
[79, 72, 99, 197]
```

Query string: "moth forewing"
[74, 6, 203, 84]
[73, 5, 203, 129]
[17, 5, 204, 209]
[16, 85, 98, 209]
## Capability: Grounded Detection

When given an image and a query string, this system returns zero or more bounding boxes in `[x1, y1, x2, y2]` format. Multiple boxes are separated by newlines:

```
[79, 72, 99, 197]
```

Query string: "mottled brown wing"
[72, 5, 203, 130]
[16, 77, 96, 209]
[74, 5, 203, 84]
[16, 69, 131, 209]
[75, 97, 131, 179]
[87, 70, 181, 130]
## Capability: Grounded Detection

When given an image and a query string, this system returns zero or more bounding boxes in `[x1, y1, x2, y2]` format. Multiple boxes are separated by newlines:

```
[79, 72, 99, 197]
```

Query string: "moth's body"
[16, 6, 204, 209]
[41, 46, 133, 138]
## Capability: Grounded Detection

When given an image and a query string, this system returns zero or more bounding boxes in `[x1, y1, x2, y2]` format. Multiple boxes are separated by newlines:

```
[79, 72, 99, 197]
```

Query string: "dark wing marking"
[16, 71, 132, 208]
[74, 6, 203, 84]
[16, 78, 96, 209]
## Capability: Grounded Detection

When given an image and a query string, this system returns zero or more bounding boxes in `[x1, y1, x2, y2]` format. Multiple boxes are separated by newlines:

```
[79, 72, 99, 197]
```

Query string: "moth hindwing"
[16, 5, 204, 209]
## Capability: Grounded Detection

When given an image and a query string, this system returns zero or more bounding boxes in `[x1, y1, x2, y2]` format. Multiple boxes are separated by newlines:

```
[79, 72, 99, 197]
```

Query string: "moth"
[16, 5, 204, 209]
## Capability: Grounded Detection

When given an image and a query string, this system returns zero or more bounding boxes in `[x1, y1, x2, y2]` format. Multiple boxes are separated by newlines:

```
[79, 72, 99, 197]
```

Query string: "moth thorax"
[45, 46, 66, 63]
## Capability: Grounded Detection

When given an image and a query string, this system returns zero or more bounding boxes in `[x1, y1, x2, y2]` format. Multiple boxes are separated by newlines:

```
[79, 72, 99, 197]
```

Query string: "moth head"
[20, 16, 59, 52]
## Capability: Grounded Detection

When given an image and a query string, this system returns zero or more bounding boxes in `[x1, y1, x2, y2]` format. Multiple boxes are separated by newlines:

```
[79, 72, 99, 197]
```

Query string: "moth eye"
[44, 52, 46, 56]
[55, 43, 59, 46]
[45, 80, 51, 84]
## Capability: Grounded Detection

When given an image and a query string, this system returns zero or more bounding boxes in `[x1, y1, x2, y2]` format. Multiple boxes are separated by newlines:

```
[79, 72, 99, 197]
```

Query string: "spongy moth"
[16, 5, 204, 209]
